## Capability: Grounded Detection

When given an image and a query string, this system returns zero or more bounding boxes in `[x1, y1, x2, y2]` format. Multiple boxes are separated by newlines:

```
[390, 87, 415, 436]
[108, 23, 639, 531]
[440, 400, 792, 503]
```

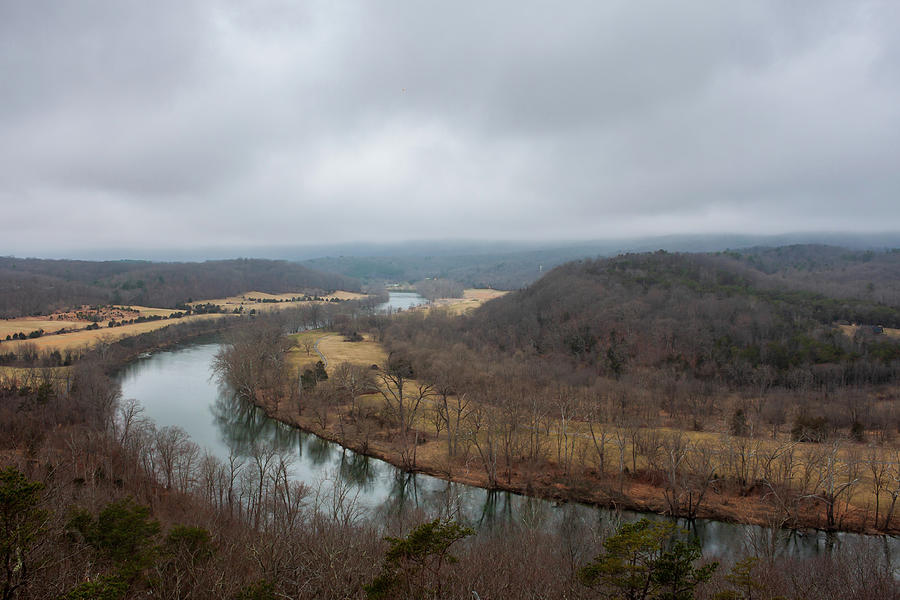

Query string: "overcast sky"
[2, 1, 899, 257]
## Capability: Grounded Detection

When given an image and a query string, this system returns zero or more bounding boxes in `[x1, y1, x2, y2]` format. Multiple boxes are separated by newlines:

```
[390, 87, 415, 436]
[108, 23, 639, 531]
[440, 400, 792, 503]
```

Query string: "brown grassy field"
[287, 330, 388, 373]
[122, 305, 176, 318]
[839, 323, 900, 338]
[316, 332, 387, 366]
[192, 290, 368, 313]
[0, 318, 90, 339]
[2, 289, 367, 355]
[427, 288, 508, 315]
[1, 313, 229, 353]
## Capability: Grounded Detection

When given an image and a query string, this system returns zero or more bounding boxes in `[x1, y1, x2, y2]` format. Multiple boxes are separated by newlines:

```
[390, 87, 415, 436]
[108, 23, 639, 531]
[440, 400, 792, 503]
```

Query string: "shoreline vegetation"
[250, 330, 898, 537]
[216, 248, 900, 541]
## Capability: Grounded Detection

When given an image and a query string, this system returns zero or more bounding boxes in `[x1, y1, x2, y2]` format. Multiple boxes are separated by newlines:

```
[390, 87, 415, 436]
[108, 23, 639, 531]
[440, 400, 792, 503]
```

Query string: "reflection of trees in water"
[474, 491, 515, 530]
[204, 375, 866, 564]
[304, 435, 335, 466]
[519, 496, 551, 530]
[210, 386, 303, 456]
[419, 482, 468, 522]
[384, 471, 421, 517]
[338, 450, 376, 489]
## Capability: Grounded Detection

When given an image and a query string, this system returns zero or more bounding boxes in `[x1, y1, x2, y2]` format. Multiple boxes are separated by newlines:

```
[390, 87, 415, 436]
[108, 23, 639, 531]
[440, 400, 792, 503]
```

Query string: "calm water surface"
[117, 339, 899, 564]
[377, 291, 428, 312]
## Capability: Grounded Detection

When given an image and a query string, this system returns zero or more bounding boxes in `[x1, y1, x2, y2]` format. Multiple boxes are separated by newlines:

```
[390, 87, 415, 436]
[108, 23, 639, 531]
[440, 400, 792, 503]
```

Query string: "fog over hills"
[3, 2, 900, 256]
[22, 231, 900, 262]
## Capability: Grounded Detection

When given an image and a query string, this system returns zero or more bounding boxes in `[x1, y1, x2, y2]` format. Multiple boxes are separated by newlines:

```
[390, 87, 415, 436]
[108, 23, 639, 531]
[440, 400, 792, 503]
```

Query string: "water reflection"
[119, 340, 900, 564]
[211, 387, 305, 456]
[377, 291, 427, 313]
[338, 450, 377, 489]
[305, 435, 336, 466]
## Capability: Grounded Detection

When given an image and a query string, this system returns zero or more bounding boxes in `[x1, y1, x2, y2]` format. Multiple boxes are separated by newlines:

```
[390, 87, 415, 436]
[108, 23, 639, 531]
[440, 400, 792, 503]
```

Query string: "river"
[377, 291, 428, 312]
[116, 333, 899, 564]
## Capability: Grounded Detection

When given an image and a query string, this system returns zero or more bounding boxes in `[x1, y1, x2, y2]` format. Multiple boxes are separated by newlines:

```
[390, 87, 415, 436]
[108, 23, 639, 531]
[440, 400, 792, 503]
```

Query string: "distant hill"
[300, 234, 900, 290]
[0, 258, 360, 317]
[388, 247, 900, 389]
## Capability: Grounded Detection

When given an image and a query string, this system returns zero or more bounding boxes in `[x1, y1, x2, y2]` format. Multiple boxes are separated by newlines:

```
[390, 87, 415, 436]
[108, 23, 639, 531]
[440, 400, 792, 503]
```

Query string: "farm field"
[192, 290, 368, 313]
[1, 289, 368, 356]
[0, 313, 229, 353]
[286, 330, 388, 372]
[430, 288, 508, 314]
[839, 323, 900, 339]
[0, 318, 89, 339]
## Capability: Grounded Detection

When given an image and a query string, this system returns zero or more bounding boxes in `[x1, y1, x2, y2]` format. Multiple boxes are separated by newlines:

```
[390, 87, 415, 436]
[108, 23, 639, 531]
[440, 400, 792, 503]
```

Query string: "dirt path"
[313, 334, 332, 367]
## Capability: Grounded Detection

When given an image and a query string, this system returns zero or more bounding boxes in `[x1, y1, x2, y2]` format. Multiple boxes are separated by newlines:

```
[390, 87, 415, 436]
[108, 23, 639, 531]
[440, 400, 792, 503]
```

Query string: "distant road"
[313, 334, 332, 367]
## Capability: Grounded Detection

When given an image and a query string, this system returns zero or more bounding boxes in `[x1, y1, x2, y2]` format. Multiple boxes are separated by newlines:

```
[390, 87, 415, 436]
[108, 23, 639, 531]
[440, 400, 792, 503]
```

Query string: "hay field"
[121, 305, 176, 318]
[0, 318, 89, 339]
[429, 288, 508, 314]
[194, 290, 368, 313]
[287, 330, 387, 372]
[838, 324, 900, 339]
[316, 332, 387, 367]
[0, 313, 229, 353]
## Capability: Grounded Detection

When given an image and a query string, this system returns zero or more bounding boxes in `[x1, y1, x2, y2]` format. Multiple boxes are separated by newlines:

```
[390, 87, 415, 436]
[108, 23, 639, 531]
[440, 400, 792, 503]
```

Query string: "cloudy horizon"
[3, 1, 900, 257]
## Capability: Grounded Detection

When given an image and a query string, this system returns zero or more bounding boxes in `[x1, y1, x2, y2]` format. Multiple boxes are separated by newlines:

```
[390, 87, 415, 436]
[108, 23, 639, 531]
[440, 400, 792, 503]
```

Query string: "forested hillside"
[722, 245, 900, 304]
[301, 236, 900, 291]
[0, 257, 360, 317]
[467, 248, 900, 387]
[383, 247, 900, 449]
[303, 250, 563, 289]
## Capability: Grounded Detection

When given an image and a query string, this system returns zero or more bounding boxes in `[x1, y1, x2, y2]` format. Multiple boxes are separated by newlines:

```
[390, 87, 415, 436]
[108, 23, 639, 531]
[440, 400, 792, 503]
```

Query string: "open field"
[316, 332, 387, 367]
[0, 318, 90, 339]
[839, 323, 900, 339]
[428, 288, 508, 314]
[192, 290, 368, 313]
[1, 305, 186, 340]
[0, 313, 229, 353]
[2, 289, 366, 356]
[122, 305, 177, 318]
[287, 330, 387, 372]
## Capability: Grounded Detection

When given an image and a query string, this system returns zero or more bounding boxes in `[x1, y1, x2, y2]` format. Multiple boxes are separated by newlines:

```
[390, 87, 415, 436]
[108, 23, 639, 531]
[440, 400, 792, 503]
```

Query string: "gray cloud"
[1, 0, 899, 256]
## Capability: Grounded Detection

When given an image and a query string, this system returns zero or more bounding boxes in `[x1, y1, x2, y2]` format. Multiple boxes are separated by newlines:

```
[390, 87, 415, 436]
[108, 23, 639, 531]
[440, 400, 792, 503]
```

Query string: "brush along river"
[115, 338, 900, 565]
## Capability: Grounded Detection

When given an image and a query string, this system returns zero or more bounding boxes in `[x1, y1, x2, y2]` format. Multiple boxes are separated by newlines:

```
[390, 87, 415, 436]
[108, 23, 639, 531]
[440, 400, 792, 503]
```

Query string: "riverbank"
[250, 387, 889, 536]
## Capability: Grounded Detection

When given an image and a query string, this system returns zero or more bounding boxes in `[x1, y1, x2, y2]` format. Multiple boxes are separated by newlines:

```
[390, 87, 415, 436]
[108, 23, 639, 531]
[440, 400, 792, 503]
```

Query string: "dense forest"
[466, 247, 900, 387]
[0, 257, 360, 317]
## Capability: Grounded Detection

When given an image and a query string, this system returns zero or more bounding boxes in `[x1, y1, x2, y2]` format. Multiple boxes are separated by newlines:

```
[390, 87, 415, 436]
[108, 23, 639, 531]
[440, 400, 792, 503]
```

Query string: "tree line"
[0, 257, 360, 317]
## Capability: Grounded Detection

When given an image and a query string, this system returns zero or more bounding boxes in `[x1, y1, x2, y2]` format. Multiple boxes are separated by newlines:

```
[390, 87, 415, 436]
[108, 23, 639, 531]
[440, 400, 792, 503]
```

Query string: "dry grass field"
[428, 288, 508, 314]
[0, 318, 89, 339]
[1, 305, 188, 342]
[2, 289, 367, 356]
[287, 330, 387, 372]
[839, 323, 900, 339]
[316, 332, 387, 367]
[193, 290, 368, 313]
[122, 305, 176, 318]
[0, 313, 229, 353]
